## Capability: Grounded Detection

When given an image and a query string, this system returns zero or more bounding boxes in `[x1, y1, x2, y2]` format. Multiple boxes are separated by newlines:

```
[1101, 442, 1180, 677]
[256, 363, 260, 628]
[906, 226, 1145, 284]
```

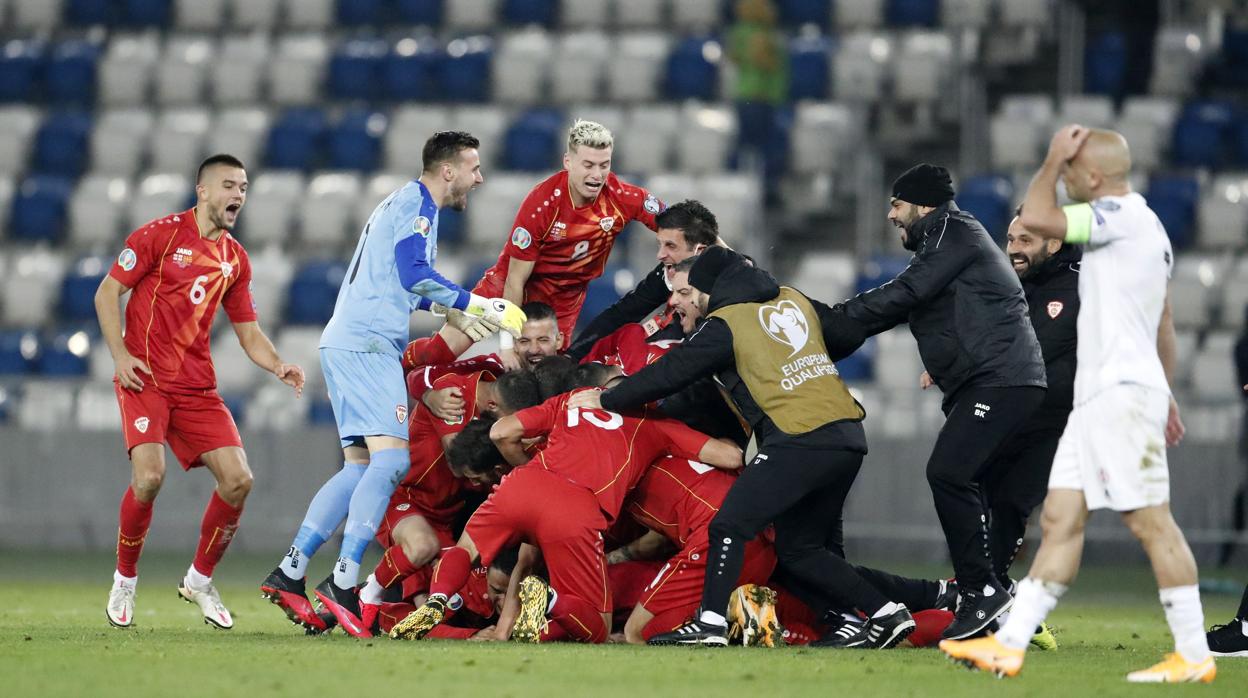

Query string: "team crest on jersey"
[396, 405, 408, 424]
[759, 300, 810, 357]
[395, 503, 411, 512]
[220, 261, 234, 279]
[118, 248, 137, 272]
[1047, 301, 1064, 319]
[133, 417, 150, 434]
[598, 216, 616, 232]
[644, 194, 662, 215]
[443, 414, 465, 426]
[413, 216, 432, 237]
[511, 226, 532, 250]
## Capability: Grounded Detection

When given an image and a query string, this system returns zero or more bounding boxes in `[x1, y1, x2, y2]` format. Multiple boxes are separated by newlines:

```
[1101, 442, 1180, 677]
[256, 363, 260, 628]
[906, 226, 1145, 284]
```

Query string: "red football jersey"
[406, 355, 505, 396]
[512, 389, 711, 522]
[399, 371, 494, 522]
[480, 171, 662, 288]
[626, 456, 738, 547]
[109, 208, 256, 394]
[580, 323, 682, 375]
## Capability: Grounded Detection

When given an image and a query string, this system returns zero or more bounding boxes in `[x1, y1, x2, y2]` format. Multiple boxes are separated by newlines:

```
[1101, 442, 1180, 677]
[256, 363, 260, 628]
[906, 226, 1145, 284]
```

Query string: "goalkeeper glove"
[466, 294, 526, 338]
[432, 303, 498, 343]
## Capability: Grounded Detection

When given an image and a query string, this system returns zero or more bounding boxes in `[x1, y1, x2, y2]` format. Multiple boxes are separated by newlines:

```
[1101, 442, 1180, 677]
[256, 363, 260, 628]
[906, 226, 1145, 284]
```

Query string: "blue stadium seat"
[503, 0, 556, 26]
[33, 111, 93, 177]
[1235, 119, 1248, 168]
[0, 40, 45, 103]
[835, 336, 875, 381]
[265, 108, 328, 171]
[120, 0, 172, 27]
[38, 328, 92, 376]
[956, 174, 1015, 240]
[437, 207, 464, 245]
[45, 40, 101, 106]
[1210, 26, 1248, 88]
[0, 330, 38, 376]
[221, 394, 247, 425]
[396, 0, 443, 24]
[384, 38, 441, 100]
[286, 260, 347, 325]
[309, 399, 337, 425]
[1171, 101, 1235, 169]
[887, 0, 939, 27]
[59, 257, 109, 322]
[338, 0, 386, 25]
[778, 0, 830, 29]
[503, 108, 564, 171]
[576, 267, 624, 332]
[788, 35, 832, 101]
[438, 37, 492, 102]
[328, 109, 385, 172]
[1084, 32, 1128, 97]
[856, 256, 911, 294]
[65, 0, 115, 25]
[666, 37, 719, 101]
[10, 176, 74, 242]
[1147, 175, 1199, 249]
[329, 39, 388, 101]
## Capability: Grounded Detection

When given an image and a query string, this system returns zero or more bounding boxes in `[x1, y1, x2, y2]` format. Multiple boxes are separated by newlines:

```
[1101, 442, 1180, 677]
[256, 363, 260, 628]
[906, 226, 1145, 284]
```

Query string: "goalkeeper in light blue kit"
[261, 131, 525, 637]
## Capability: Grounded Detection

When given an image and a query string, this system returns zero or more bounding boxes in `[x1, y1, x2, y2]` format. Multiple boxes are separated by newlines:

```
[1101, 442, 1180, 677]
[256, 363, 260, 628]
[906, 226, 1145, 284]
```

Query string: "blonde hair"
[567, 119, 613, 153]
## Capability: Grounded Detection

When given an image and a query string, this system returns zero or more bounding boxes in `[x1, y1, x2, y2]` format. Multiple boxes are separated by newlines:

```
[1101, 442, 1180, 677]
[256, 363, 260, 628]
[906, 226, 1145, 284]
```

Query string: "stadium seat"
[0, 177, 14, 233]
[833, 32, 890, 102]
[229, 0, 280, 28]
[856, 255, 910, 294]
[97, 32, 160, 106]
[887, 0, 937, 27]
[266, 108, 328, 171]
[504, 0, 556, 26]
[1167, 254, 1223, 329]
[354, 172, 410, 232]
[127, 173, 191, 230]
[211, 329, 269, 395]
[286, 260, 347, 325]
[1057, 95, 1115, 129]
[383, 37, 441, 101]
[155, 36, 214, 106]
[875, 326, 922, 390]
[1116, 96, 1179, 173]
[452, 105, 509, 172]
[990, 95, 1054, 170]
[245, 245, 294, 325]
[337, 0, 385, 25]
[788, 35, 832, 101]
[300, 172, 363, 248]
[577, 266, 627, 331]
[551, 32, 611, 104]
[1212, 26, 1248, 89]
[956, 175, 1015, 240]
[246, 381, 311, 429]
[892, 32, 951, 103]
[502, 108, 564, 171]
[1221, 258, 1248, 330]
[328, 110, 385, 172]
[1147, 175, 1199, 249]
[385, 106, 452, 171]
[835, 0, 884, 28]
[150, 108, 212, 175]
[613, 0, 663, 28]
[1191, 331, 1237, 400]
[445, 0, 497, 30]
[268, 35, 330, 106]
[211, 34, 270, 105]
[174, 0, 227, 29]
[286, 0, 335, 29]
[617, 104, 679, 174]
[0, 106, 41, 177]
[671, 0, 720, 30]
[0, 41, 45, 103]
[999, 0, 1050, 27]
[789, 101, 857, 174]
[699, 173, 760, 246]
[45, 40, 100, 106]
[329, 38, 388, 101]
[464, 172, 532, 250]
[779, 0, 830, 29]
[65, 0, 113, 25]
[2, 248, 67, 327]
[120, 0, 172, 27]
[940, 0, 990, 28]
[665, 37, 721, 101]
[206, 108, 271, 173]
[17, 380, 76, 431]
[607, 33, 669, 102]
[59, 257, 109, 322]
[396, 0, 443, 24]
[76, 384, 122, 431]
[835, 336, 874, 381]
[69, 175, 130, 249]
[10, 175, 74, 243]
[1150, 27, 1208, 97]
[0, 330, 38, 376]
[1196, 175, 1248, 249]
[33, 111, 92, 177]
[439, 36, 493, 102]
[676, 104, 736, 173]
[13, 0, 64, 30]
[1172, 101, 1235, 169]
[1085, 32, 1128, 97]
[235, 171, 305, 247]
[792, 251, 855, 306]
[493, 30, 553, 105]
[560, 0, 608, 28]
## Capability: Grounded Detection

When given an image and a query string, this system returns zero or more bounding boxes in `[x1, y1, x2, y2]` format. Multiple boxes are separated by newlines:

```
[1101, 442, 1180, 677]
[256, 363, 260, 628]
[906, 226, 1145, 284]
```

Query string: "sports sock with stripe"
[192, 491, 242, 578]
[282, 462, 366, 580]
[116, 486, 154, 578]
[335, 448, 409, 587]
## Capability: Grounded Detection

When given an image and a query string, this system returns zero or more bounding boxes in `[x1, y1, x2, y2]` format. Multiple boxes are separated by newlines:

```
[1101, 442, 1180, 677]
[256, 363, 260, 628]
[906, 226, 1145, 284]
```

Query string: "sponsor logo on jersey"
[548, 221, 567, 241]
[511, 226, 532, 250]
[173, 247, 194, 268]
[133, 417, 150, 434]
[1047, 300, 1064, 319]
[644, 194, 662, 215]
[118, 248, 137, 272]
[413, 216, 432, 236]
[396, 405, 408, 424]
[759, 300, 810, 356]
[598, 216, 616, 232]
[395, 502, 411, 512]
[220, 261, 234, 279]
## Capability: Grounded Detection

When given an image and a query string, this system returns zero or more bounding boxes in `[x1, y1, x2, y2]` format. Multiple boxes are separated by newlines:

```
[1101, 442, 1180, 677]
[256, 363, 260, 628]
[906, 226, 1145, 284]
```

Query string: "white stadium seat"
[676, 103, 736, 173]
[243, 244, 293, 325]
[445, 0, 498, 31]
[273, 326, 325, 398]
[285, 0, 335, 30]
[300, 173, 363, 249]
[206, 108, 272, 172]
[607, 33, 670, 102]
[892, 32, 952, 103]
[211, 329, 270, 395]
[1057, 95, 1115, 129]
[452, 105, 511, 172]
[127, 173, 191, 231]
[941, 0, 990, 28]
[0, 106, 39, 178]
[1196, 174, 1248, 249]
[464, 173, 534, 252]
[492, 30, 552, 106]
[551, 32, 612, 104]
[613, 0, 665, 28]
[155, 36, 216, 106]
[789, 102, 858, 174]
[616, 104, 679, 175]
[1150, 27, 1208, 97]
[69, 175, 131, 250]
[18, 381, 76, 432]
[174, 0, 226, 29]
[834, 33, 892, 103]
[1222, 258, 1248, 330]
[1000, 0, 1052, 27]
[2, 248, 67, 327]
[561, 0, 609, 28]
[268, 35, 329, 106]
[245, 382, 311, 429]
[150, 108, 212, 176]
[792, 251, 856, 306]
[76, 384, 122, 431]
[240, 171, 305, 247]
[1191, 332, 1238, 400]
[353, 172, 409, 231]
[386, 106, 453, 172]
[90, 108, 153, 177]
[212, 34, 271, 105]
[697, 174, 759, 248]
[835, 0, 884, 29]
[1168, 254, 1226, 329]
[671, 0, 719, 31]
[229, 0, 281, 28]
[12, 0, 62, 31]
[0, 176, 13, 236]
[98, 33, 161, 107]
[875, 327, 923, 390]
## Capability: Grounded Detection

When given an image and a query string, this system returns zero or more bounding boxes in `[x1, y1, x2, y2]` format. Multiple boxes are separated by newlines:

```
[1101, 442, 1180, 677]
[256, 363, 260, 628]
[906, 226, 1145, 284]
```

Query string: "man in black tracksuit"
[841, 164, 1047, 640]
[569, 247, 919, 648]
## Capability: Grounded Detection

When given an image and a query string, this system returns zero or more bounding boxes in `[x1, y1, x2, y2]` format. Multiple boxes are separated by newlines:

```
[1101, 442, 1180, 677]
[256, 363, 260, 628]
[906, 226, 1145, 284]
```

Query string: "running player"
[261, 132, 525, 637]
[941, 126, 1216, 683]
[99, 154, 305, 630]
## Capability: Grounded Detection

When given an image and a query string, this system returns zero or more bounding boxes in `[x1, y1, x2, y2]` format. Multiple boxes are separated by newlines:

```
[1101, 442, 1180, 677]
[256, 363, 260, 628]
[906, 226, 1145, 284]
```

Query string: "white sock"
[1241, 619, 1248, 636]
[113, 570, 137, 588]
[872, 601, 902, 619]
[185, 564, 211, 591]
[333, 557, 360, 589]
[280, 545, 308, 581]
[1159, 585, 1210, 663]
[359, 574, 384, 606]
[699, 610, 726, 627]
[997, 577, 1065, 650]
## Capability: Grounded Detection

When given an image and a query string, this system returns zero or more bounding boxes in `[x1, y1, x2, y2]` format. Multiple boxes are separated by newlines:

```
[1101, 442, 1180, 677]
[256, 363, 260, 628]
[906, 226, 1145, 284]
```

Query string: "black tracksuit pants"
[978, 423, 1064, 589]
[927, 385, 1045, 591]
[703, 445, 889, 620]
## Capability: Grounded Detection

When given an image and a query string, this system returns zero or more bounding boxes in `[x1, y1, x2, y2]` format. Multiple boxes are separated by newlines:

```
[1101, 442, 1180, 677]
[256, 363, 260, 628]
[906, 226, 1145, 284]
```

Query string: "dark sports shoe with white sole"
[810, 618, 867, 648]
[942, 585, 1013, 640]
[813, 605, 915, 649]
[647, 618, 728, 646]
[1207, 620, 1248, 657]
[313, 576, 370, 638]
[260, 567, 327, 632]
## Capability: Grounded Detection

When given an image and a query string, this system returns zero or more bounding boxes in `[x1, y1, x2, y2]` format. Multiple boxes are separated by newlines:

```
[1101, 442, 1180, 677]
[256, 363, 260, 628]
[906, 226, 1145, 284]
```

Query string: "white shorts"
[1047, 384, 1170, 511]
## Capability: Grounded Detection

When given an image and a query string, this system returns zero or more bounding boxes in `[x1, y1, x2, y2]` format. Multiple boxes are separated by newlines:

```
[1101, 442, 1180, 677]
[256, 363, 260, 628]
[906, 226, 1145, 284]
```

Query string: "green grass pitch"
[3, 551, 1245, 697]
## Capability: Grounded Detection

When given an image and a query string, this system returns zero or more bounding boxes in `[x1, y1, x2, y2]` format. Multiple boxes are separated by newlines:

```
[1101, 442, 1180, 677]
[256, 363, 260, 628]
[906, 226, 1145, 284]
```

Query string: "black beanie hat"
[891, 163, 956, 207]
[688, 246, 736, 293]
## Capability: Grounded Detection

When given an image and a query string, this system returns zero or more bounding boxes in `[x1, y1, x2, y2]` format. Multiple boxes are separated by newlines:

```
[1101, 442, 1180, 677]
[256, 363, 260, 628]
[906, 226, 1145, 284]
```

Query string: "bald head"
[1062, 128, 1132, 202]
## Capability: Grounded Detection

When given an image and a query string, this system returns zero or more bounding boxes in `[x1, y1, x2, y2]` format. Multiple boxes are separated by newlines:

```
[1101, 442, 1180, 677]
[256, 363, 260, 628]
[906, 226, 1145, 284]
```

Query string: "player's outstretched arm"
[488, 415, 530, 466]
[231, 321, 304, 398]
[94, 275, 150, 391]
[607, 530, 672, 564]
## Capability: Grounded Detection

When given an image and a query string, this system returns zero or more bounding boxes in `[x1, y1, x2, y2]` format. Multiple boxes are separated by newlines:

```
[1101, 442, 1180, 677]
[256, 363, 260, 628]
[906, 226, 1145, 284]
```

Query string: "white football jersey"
[1064, 192, 1173, 404]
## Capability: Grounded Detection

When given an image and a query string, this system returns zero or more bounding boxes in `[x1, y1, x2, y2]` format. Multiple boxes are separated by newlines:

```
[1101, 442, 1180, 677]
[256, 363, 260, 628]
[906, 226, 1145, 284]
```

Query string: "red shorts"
[472, 273, 585, 351]
[113, 381, 242, 470]
[465, 467, 610, 613]
[375, 488, 457, 550]
[639, 533, 777, 617]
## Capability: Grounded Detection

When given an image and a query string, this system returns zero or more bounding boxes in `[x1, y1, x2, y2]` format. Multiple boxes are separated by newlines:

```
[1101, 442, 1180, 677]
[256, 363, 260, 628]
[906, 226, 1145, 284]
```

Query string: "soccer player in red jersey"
[423, 120, 665, 370]
[389, 383, 742, 643]
[95, 154, 305, 630]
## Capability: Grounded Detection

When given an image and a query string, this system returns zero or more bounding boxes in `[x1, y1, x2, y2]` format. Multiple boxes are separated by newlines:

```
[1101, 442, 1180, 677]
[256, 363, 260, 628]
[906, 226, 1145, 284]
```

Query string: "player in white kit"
[940, 126, 1216, 683]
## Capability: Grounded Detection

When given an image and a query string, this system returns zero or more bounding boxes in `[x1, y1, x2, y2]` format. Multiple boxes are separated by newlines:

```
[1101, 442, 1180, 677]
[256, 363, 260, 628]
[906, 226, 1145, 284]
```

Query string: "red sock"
[550, 594, 608, 643]
[192, 491, 243, 577]
[426, 625, 478, 640]
[401, 334, 457, 372]
[428, 546, 472, 598]
[117, 486, 154, 577]
[539, 622, 569, 642]
[374, 544, 422, 588]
